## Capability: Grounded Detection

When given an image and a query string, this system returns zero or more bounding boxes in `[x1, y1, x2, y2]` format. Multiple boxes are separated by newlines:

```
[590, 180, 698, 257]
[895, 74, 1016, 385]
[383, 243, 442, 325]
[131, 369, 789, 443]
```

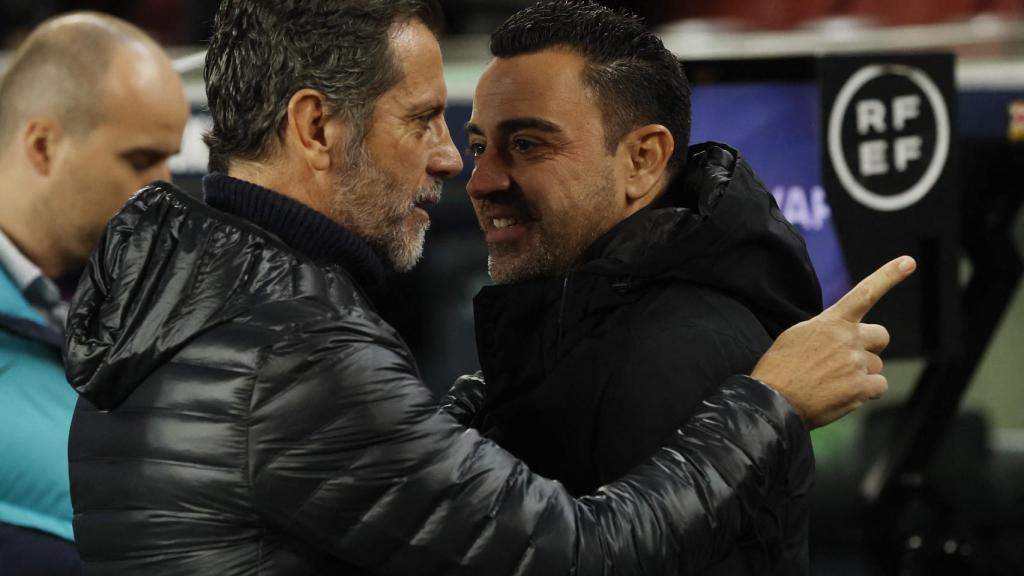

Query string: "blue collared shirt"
[0, 229, 68, 333]
[0, 227, 76, 541]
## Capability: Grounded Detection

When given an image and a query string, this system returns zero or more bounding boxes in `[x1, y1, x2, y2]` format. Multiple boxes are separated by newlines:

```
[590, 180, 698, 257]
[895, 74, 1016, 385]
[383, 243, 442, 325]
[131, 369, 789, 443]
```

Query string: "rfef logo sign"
[819, 53, 959, 358]
[827, 63, 950, 212]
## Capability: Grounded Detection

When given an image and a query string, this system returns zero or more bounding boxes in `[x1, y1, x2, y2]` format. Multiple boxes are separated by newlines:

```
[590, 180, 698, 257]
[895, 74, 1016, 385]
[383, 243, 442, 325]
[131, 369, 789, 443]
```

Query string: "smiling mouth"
[492, 217, 519, 229]
[481, 215, 531, 244]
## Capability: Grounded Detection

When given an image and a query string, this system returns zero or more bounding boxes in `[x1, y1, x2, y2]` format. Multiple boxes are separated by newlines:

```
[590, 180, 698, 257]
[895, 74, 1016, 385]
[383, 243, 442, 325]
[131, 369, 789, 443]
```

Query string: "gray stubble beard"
[330, 145, 440, 273]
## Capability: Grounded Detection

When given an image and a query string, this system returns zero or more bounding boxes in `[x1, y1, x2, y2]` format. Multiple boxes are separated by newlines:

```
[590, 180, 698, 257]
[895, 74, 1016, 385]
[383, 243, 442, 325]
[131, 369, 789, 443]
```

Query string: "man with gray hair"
[64, 1, 912, 574]
[0, 11, 187, 574]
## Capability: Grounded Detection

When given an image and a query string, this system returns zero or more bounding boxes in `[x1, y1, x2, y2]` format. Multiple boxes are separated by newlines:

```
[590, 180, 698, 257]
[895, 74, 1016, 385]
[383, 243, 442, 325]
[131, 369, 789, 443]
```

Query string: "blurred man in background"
[0, 12, 187, 573]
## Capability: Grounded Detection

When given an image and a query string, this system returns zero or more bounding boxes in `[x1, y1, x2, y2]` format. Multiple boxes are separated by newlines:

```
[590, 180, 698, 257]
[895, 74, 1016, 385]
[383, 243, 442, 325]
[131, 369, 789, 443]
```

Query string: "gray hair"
[202, 0, 439, 173]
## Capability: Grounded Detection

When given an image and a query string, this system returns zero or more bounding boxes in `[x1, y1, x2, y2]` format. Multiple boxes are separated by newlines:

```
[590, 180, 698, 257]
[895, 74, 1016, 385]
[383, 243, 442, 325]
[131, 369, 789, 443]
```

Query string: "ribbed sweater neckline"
[202, 173, 385, 287]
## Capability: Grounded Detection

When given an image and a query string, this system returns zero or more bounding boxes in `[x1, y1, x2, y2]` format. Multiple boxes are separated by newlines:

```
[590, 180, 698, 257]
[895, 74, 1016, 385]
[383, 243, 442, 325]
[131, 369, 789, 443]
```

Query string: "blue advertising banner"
[690, 83, 851, 306]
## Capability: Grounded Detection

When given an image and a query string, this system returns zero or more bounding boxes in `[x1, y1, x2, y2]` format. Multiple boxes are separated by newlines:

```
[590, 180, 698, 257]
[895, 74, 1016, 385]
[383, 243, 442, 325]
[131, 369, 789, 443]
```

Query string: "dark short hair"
[203, 0, 439, 173]
[490, 0, 690, 175]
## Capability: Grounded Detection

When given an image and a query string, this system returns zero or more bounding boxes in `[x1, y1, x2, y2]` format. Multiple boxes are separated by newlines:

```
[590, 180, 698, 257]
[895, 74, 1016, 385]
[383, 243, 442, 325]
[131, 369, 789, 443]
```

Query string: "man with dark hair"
[0, 12, 187, 574]
[462, 1, 825, 573]
[65, 0, 911, 574]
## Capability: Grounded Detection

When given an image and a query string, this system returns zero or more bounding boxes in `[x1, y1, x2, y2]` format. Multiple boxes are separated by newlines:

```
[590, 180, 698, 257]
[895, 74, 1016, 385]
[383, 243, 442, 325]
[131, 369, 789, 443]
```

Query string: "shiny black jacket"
[65, 180, 812, 575]
[471, 143, 822, 574]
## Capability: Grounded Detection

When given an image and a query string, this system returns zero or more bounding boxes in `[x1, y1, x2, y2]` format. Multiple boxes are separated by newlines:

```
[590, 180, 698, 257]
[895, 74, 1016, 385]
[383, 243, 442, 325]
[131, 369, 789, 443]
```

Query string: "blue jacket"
[0, 265, 76, 541]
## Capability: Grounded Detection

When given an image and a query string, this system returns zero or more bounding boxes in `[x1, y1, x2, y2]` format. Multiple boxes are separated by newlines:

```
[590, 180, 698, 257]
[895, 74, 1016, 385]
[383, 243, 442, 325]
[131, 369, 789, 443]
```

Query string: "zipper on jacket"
[610, 276, 633, 294]
[556, 272, 572, 355]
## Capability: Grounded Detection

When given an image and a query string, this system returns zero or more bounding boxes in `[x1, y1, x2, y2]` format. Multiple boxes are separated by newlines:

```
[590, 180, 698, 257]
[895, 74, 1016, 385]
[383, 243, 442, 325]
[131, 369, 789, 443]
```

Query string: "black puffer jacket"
[65, 176, 811, 575]
[471, 143, 822, 574]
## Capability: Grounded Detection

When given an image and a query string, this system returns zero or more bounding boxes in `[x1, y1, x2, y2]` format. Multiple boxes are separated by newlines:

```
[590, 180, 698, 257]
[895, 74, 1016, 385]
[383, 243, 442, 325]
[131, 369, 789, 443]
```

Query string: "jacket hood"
[64, 183, 313, 410]
[580, 142, 822, 336]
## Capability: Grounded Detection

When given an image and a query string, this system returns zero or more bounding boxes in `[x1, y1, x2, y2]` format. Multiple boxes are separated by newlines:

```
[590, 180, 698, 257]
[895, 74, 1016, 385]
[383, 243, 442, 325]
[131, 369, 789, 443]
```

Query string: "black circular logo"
[828, 64, 949, 212]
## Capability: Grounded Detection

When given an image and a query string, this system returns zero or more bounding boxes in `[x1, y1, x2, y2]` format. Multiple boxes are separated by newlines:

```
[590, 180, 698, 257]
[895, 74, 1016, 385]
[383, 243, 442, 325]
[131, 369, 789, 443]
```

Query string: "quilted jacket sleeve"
[438, 372, 487, 427]
[248, 306, 809, 575]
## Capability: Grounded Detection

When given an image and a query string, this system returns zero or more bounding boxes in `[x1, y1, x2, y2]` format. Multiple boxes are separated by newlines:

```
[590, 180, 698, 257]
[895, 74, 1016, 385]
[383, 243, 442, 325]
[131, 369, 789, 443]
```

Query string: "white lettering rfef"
[857, 99, 887, 135]
[859, 140, 889, 176]
[894, 136, 923, 172]
[892, 94, 921, 131]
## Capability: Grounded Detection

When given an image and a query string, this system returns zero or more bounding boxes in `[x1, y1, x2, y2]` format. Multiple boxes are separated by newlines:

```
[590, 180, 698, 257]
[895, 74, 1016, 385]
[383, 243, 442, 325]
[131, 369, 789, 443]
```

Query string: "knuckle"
[857, 285, 875, 308]
[845, 324, 861, 345]
[828, 321, 856, 346]
[867, 376, 888, 400]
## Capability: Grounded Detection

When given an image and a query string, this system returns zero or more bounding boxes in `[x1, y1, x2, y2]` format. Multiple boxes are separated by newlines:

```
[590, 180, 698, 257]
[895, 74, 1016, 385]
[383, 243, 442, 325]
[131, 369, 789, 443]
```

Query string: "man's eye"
[416, 108, 444, 129]
[467, 143, 485, 158]
[124, 151, 164, 172]
[511, 139, 535, 153]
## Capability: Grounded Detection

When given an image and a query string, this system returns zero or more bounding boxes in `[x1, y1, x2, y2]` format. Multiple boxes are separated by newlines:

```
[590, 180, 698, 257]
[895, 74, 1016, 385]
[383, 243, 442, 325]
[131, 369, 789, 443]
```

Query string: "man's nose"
[429, 124, 464, 180]
[466, 149, 511, 199]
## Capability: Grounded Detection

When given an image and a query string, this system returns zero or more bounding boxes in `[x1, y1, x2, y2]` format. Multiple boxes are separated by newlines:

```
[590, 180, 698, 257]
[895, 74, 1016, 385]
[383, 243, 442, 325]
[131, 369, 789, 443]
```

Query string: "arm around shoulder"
[248, 309, 810, 575]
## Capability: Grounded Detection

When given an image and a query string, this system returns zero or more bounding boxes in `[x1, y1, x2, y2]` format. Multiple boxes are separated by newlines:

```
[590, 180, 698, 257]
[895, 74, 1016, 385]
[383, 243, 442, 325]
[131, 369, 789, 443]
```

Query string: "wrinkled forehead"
[376, 20, 447, 109]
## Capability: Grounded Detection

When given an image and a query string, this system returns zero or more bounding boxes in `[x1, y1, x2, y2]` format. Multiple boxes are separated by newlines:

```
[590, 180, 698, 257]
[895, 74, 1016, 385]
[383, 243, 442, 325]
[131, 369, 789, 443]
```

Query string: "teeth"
[492, 217, 518, 229]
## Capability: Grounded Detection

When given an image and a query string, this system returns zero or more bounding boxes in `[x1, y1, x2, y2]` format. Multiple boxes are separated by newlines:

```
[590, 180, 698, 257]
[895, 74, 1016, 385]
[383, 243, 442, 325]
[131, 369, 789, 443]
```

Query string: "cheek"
[96, 172, 133, 208]
[527, 193, 568, 238]
[114, 167, 155, 203]
[525, 178, 573, 219]
[551, 182, 610, 234]
[58, 144, 139, 224]
[80, 162, 138, 216]
[407, 150, 433, 188]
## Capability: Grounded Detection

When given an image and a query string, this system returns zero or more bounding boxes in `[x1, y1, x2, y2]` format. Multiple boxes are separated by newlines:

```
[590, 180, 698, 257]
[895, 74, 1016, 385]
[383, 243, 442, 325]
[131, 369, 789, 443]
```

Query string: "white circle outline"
[827, 63, 950, 212]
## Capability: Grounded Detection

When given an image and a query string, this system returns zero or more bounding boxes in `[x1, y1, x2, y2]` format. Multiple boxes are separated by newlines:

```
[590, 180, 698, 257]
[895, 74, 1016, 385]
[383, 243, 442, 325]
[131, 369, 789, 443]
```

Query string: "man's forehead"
[388, 74, 446, 107]
[380, 21, 446, 109]
[478, 52, 587, 93]
[99, 45, 186, 113]
[93, 74, 187, 153]
[470, 52, 597, 129]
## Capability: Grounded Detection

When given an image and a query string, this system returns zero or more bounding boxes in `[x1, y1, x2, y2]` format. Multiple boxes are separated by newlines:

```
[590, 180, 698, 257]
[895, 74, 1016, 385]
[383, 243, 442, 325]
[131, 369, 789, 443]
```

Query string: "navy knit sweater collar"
[202, 173, 385, 287]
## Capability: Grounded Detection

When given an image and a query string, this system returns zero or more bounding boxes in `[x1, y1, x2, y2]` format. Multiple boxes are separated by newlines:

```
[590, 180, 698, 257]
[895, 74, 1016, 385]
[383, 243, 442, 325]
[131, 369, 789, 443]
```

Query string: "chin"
[487, 257, 540, 285]
[386, 229, 428, 273]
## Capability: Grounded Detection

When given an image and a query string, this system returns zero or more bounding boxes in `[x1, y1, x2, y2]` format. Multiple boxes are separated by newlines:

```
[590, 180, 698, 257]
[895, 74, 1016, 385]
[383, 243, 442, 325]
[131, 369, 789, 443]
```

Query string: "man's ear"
[23, 118, 63, 177]
[285, 89, 347, 173]
[619, 124, 674, 206]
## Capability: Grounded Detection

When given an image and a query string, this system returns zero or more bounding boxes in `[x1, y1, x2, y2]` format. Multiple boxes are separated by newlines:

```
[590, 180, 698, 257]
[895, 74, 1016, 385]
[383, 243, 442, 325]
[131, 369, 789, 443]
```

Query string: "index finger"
[826, 256, 916, 322]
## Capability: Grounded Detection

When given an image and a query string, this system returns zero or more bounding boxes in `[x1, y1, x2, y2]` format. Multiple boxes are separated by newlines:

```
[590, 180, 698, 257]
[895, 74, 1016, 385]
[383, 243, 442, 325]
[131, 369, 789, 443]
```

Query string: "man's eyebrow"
[415, 102, 446, 116]
[464, 117, 564, 136]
